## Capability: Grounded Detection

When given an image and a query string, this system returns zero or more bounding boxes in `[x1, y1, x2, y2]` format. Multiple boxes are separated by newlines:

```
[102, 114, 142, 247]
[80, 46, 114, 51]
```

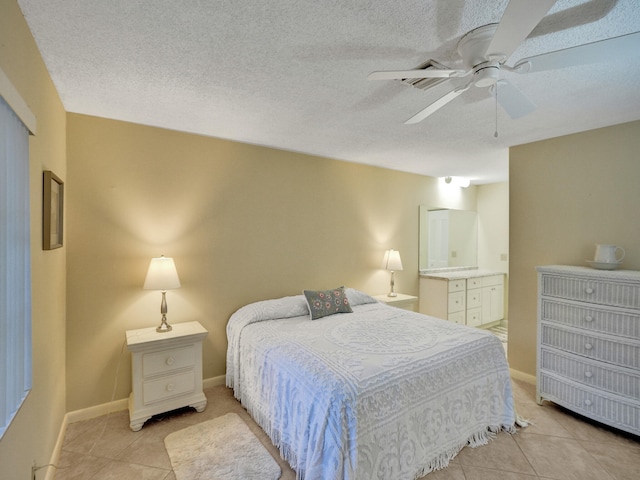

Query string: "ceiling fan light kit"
[368, 0, 639, 126]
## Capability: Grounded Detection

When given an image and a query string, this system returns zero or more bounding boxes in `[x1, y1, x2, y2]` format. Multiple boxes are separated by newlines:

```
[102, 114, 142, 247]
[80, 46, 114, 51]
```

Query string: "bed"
[226, 287, 516, 480]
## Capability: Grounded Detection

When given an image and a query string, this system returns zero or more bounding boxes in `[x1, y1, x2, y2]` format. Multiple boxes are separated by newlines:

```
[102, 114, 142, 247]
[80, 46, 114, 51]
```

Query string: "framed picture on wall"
[43, 170, 64, 250]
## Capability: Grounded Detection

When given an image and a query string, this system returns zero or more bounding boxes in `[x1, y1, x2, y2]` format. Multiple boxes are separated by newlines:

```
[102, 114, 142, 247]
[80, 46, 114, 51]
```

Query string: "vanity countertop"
[419, 268, 504, 280]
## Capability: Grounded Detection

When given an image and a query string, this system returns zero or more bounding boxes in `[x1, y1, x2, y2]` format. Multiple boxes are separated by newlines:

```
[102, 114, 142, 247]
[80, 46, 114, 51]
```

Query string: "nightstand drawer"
[143, 370, 196, 405]
[143, 345, 195, 376]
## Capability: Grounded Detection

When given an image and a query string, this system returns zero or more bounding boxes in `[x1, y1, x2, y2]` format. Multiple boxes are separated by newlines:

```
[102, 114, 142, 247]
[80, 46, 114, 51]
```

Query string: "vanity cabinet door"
[481, 275, 504, 324]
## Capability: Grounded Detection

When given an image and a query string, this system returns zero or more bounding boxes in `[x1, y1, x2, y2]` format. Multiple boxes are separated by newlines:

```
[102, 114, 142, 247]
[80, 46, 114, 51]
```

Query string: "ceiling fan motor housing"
[473, 65, 500, 87]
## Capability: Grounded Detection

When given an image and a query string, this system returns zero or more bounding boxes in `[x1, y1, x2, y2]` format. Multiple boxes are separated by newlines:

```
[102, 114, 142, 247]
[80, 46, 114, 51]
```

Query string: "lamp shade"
[143, 256, 181, 290]
[383, 249, 403, 271]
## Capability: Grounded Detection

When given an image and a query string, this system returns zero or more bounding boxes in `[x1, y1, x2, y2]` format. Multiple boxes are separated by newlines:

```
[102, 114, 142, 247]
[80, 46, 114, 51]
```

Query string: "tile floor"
[53, 379, 639, 480]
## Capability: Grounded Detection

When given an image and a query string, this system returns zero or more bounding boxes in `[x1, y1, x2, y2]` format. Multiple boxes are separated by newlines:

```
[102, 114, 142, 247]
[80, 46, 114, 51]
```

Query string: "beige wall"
[477, 182, 510, 319]
[65, 113, 479, 411]
[477, 182, 509, 275]
[0, 1, 67, 478]
[508, 121, 640, 376]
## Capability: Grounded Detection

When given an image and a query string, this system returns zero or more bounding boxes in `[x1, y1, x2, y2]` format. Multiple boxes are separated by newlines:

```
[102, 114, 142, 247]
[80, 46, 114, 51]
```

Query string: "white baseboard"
[203, 374, 226, 389]
[66, 397, 129, 424]
[43, 416, 67, 480]
[45, 374, 227, 479]
[510, 368, 536, 385]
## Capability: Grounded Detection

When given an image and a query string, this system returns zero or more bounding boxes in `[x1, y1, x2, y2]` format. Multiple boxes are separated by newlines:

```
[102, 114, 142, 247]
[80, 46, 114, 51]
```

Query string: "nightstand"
[125, 321, 208, 431]
[373, 293, 419, 311]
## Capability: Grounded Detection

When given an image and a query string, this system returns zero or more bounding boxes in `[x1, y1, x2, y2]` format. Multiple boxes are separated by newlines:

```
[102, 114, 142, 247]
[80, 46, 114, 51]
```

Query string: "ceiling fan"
[368, 0, 640, 124]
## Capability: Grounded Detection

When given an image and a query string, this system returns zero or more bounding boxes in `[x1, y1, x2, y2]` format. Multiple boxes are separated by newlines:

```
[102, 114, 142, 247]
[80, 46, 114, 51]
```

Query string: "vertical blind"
[0, 95, 32, 439]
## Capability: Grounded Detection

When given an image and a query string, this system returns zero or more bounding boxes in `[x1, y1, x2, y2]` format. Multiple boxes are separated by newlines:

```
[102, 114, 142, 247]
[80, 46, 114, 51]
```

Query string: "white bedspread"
[226, 291, 515, 480]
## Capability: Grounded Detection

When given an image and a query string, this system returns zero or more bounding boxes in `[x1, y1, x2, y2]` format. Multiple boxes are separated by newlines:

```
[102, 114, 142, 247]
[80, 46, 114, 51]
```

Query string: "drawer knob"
[585, 287, 594, 294]
[584, 343, 593, 350]
[166, 357, 175, 366]
[585, 316, 594, 322]
[166, 383, 175, 392]
[584, 371, 593, 378]
[585, 399, 592, 407]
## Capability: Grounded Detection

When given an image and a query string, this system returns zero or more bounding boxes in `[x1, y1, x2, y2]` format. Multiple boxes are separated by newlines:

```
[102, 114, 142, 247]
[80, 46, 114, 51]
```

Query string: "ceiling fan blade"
[368, 68, 465, 81]
[486, 0, 556, 61]
[492, 80, 536, 119]
[512, 31, 640, 74]
[405, 81, 472, 124]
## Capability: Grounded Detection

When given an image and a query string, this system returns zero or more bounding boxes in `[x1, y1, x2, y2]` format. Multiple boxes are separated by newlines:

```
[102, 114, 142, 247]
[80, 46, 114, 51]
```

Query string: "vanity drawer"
[448, 310, 465, 325]
[448, 291, 465, 313]
[467, 278, 482, 289]
[466, 307, 482, 327]
[540, 274, 640, 309]
[143, 370, 196, 405]
[539, 373, 639, 435]
[467, 288, 482, 308]
[448, 279, 466, 293]
[143, 345, 195, 377]
[541, 299, 640, 340]
[482, 274, 504, 287]
[540, 348, 639, 399]
[540, 323, 640, 369]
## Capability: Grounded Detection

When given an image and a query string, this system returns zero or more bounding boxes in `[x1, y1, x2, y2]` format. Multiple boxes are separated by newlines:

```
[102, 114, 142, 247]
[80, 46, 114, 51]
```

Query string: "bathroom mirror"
[419, 206, 478, 271]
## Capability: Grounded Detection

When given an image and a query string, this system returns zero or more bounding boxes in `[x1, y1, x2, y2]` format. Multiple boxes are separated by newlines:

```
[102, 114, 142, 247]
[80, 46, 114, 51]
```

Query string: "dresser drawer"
[540, 348, 639, 399]
[540, 274, 640, 309]
[540, 324, 640, 369]
[540, 299, 640, 340]
[143, 345, 195, 377]
[143, 370, 196, 405]
[539, 373, 639, 435]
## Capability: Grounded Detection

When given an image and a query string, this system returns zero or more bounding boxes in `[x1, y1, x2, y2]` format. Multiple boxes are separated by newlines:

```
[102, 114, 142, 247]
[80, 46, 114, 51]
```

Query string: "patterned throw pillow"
[303, 286, 353, 320]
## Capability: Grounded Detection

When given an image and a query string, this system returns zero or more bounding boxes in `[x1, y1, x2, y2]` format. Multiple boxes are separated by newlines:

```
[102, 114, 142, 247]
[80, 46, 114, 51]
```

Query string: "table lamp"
[383, 249, 403, 297]
[143, 255, 181, 332]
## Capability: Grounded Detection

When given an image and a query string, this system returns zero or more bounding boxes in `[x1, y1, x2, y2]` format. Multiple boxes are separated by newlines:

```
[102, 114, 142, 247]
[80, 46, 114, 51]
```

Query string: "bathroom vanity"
[419, 269, 505, 327]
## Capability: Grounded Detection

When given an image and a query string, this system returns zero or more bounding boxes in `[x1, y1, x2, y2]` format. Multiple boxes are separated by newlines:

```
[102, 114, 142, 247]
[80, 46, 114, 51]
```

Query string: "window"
[0, 94, 32, 439]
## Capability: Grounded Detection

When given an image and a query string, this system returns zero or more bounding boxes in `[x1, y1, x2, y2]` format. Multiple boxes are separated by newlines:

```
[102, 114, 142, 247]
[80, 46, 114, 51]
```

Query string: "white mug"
[594, 244, 625, 263]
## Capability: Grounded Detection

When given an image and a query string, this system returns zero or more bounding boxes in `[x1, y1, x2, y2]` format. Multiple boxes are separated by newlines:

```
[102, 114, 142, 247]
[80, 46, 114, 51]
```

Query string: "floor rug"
[164, 412, 281, 480]
[489, 324, 508, 343]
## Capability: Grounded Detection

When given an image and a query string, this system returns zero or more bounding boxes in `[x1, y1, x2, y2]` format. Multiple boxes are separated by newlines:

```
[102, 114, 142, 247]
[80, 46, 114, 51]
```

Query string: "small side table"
[373, 293, 419, 311]
[125, 321, 208, 431]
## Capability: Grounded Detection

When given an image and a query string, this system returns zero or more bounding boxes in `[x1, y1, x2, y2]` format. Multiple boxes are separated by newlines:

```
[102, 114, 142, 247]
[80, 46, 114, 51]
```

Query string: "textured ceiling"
[17, 0, 640, 183]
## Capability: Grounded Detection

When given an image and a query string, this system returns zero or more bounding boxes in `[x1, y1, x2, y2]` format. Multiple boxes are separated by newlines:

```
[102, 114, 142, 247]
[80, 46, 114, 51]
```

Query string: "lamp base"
[156, 314, 172, 333]
[388, 270, 398, 297]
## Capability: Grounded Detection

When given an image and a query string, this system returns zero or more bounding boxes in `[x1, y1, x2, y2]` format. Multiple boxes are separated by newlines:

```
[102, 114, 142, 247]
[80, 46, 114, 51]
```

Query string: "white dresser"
[537, 265, 640, 436]
[126, 321, 208, 431]
[419, 270, 504, 327]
